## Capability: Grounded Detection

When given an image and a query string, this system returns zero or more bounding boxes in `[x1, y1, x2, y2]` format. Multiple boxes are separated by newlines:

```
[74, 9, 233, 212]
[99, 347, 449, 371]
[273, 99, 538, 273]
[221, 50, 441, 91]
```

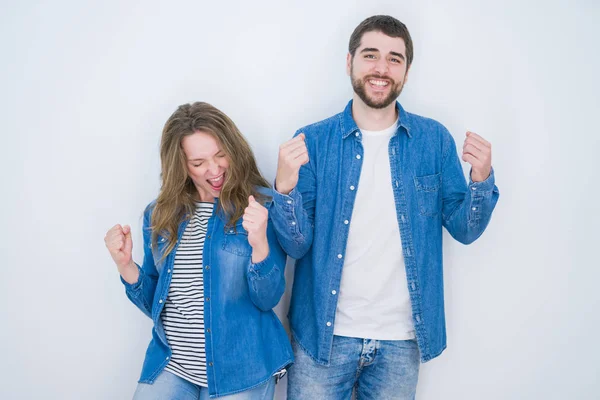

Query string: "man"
[270, 15, 499, 399]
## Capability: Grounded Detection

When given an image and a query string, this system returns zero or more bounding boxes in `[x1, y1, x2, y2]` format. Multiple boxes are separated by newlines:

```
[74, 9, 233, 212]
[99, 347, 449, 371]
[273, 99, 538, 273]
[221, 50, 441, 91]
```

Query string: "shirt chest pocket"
[222, 224, 252, 257]
[414, 173, 442, 217]
[150, 235, 169, 273]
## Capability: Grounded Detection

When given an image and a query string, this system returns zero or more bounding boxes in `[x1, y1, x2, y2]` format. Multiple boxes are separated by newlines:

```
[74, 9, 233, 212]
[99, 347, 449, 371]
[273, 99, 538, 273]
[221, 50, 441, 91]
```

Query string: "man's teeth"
[369, 80, 389, 87]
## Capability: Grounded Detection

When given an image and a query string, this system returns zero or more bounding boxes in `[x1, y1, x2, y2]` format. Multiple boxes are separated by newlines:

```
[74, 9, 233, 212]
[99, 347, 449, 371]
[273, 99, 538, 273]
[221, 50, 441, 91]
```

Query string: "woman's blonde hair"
[151, 102, 270, 257]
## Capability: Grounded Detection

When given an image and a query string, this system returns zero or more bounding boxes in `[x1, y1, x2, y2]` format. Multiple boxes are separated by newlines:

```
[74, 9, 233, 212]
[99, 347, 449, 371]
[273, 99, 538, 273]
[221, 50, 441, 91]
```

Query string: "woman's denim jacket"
[121, 188, 293, 397]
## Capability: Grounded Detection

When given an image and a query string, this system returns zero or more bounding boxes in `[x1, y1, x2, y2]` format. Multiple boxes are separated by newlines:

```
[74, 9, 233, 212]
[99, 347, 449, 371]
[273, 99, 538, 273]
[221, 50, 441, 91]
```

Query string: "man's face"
[347, 30, 410, 109]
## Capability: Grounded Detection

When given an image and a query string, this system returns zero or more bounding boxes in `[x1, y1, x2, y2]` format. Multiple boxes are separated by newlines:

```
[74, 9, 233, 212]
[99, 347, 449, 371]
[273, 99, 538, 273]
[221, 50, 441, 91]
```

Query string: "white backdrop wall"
[1, 0, 598, 399]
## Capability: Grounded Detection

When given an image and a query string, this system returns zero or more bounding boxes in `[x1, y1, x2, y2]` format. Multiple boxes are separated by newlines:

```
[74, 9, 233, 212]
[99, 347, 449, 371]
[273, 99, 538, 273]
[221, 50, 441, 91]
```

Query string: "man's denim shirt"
[270, 100, 499, 364]
[121, 189, 293, 397]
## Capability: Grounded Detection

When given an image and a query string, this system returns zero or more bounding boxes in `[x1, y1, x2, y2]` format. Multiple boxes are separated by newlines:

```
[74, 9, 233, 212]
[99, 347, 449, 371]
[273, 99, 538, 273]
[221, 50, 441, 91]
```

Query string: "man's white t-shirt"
[333, 119, 415, 340]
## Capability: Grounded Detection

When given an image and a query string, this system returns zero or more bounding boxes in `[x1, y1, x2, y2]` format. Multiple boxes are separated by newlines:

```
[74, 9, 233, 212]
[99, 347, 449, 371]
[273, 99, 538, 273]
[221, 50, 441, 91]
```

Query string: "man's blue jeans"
[288, 335, 420, 400]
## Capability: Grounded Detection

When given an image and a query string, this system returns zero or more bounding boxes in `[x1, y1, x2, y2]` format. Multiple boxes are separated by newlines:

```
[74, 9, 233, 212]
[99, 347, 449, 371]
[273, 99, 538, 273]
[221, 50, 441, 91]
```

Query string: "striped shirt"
[162, 202, 213, 387]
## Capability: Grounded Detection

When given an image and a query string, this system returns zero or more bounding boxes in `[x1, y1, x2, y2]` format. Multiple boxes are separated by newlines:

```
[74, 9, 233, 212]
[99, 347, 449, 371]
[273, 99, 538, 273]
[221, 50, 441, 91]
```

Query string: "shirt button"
[229, 229, 234, 233]
[344, 220, 349, 225]
[287, 200, 292, 204]
[206, 328, 211, 333]
[337, 254, 343, 259]
[472, 207, 477, 211]
[205, 297, 210, 301]
[356, 155, 361, 159]
[331, 290, 337, 295]
[471, 187, 476, 191]
[166, 356, 170, 360]
[205, 265, 210, 270]
[207, 235, 211, 239]
[355, 132, 359, 137]
[291, 221, 296, 225]
[159, 299, 163, 303]
[326, 322, 332, 327]
[411, 283, 416, 291]
[209, 362, 214, 367]
[167, 269, 171, 273]
[350, 185, 355, 191]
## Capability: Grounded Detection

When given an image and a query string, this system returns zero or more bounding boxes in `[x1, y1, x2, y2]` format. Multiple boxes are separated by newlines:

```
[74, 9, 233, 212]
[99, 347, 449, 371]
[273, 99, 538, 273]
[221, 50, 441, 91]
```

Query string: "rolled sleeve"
[120, 263, 144, 296]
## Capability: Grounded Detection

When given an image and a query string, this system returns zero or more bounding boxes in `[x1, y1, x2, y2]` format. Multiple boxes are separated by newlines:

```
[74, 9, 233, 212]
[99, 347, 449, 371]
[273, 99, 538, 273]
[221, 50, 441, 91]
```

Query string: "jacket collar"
[340, 99, 413, 139]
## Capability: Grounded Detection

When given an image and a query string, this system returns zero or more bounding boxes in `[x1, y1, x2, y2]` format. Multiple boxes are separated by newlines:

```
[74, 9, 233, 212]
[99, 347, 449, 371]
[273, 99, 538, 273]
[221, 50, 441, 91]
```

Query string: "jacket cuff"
[271, 184, 302, 211]
[468, 167, 496, 193]
[249, 251, 277, 279]
[120, 263, 144, 293]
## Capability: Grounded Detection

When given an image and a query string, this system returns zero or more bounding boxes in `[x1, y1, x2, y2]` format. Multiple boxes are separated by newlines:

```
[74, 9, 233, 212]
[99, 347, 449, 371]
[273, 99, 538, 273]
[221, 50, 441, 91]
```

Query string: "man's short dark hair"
[349, 15, 414, 67]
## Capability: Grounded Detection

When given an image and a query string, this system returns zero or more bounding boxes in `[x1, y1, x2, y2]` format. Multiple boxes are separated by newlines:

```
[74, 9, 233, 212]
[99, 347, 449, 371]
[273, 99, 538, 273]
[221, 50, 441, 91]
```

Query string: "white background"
[1, 0, 599, 399]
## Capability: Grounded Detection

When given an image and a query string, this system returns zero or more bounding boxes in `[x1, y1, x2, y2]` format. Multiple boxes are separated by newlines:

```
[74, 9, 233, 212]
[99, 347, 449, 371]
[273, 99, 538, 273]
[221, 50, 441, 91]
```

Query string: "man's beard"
[351, 67, 404, 109]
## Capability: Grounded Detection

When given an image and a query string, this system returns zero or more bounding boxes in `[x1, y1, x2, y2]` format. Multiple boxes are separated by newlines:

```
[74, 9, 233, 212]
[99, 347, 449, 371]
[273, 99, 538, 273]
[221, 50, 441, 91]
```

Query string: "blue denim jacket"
[122, 189, 293, 397]
[270, 100, 499, 364]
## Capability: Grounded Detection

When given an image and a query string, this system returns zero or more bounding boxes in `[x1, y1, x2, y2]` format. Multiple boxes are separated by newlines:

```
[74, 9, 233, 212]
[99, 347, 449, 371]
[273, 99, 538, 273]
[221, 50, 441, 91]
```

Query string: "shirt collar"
[340, 99, 413, 139]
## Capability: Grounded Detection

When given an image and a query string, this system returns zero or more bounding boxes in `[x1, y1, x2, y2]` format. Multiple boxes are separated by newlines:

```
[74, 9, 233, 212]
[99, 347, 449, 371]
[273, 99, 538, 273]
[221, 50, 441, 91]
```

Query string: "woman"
[104, 102, 292, 399]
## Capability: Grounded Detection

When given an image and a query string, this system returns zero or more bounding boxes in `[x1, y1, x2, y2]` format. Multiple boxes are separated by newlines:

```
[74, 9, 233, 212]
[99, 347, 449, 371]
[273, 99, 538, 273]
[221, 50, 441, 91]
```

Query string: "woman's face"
[181, 131, 230, 202]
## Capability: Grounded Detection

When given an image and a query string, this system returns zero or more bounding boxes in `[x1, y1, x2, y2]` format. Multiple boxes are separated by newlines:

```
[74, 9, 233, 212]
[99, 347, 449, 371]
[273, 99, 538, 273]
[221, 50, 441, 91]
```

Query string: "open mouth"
[367, 78, 391, 91]
[207, 173, 225, 191]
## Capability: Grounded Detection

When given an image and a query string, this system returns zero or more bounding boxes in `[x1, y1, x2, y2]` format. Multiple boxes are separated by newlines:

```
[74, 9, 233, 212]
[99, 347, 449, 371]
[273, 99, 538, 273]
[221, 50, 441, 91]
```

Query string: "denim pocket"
[151, 235, 169, 273]
[221, 224, 252, 257]
[414, 173, 441, 217]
